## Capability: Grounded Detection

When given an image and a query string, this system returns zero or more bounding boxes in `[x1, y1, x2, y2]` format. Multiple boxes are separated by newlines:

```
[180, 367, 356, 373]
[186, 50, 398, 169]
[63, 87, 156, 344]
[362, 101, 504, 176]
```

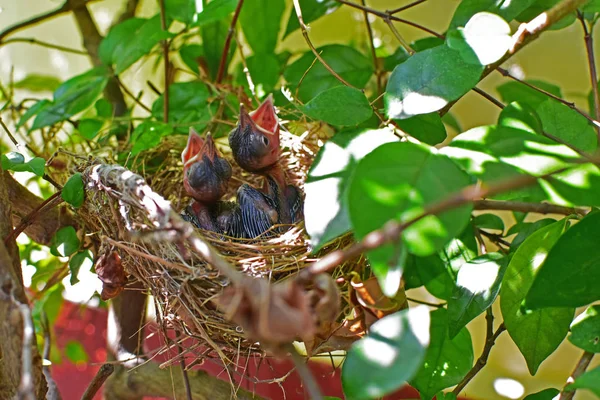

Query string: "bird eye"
[262, 136, 269, 146]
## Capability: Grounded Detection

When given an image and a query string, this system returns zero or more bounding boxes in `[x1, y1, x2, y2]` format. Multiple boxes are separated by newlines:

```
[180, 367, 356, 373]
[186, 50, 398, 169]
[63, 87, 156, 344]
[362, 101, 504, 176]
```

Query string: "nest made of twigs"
[72, 123, 370, 365]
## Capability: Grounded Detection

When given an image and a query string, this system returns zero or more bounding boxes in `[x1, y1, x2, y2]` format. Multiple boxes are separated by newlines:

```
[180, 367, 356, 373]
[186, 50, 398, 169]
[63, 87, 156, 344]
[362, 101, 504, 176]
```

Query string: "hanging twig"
[158, 0, 170, 123]
[577, 11, 600, 139]
[0, 37, 87, 55]
[293, 0, 357, 88]
[216, 0, 245, 83]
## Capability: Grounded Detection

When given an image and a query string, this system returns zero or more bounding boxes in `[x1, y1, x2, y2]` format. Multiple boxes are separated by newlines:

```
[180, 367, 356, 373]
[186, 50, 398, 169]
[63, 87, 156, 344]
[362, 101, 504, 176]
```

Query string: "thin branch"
[360, 0, 382, 95]
[81, 364, 115, 400]
[478, 229, 510, 252]
[286, 344, 323, 400]
[577, 11, 600, 140]
[298, 166, 574, 281]
[495, 67, 600, 129]
[0, 0, 100, 42]
[387, 0, 428, 14]
[472, 87, 505, 109]
[176, 344, 193, 400]
[474, 199, 588, 216]
[334, 0, 444, 38]
[159, 0, 170, 123]
[384, 18, 414, 55]
[0, 37, 87, 55]
[453, 309, 506, 395]
[216, 0, 244, 83]
[115, 78, 152, 113]
[558, 351, 595, 400]
[293, 0, 358, 88]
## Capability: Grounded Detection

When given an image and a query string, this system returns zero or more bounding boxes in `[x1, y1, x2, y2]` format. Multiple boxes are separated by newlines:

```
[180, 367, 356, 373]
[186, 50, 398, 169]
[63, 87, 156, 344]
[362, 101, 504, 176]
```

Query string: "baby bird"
[181, 129, 233, 233]
[228, 95, 303, 228]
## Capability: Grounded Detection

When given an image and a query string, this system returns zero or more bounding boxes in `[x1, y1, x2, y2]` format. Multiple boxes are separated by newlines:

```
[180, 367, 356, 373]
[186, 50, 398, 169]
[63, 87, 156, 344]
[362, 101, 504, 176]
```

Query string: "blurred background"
[1, 0, 599, 399]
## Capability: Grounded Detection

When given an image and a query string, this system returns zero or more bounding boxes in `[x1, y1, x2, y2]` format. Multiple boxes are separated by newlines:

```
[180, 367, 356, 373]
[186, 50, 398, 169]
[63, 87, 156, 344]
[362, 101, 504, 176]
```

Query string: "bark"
[0, 167, 47, 399]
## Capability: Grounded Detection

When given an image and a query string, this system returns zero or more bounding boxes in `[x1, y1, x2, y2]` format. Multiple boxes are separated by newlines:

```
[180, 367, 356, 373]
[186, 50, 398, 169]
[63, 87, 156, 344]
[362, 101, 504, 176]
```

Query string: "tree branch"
[453, 309, 506, 395]
[0, 37, 87, 55]
[81, 364, 114, 400]
[558, 351, 595, 400]
[216, 0, 244, 84]
[159, 0, 170, 122]
[474, 199, 588, 216]
[387, 0, 427, 14]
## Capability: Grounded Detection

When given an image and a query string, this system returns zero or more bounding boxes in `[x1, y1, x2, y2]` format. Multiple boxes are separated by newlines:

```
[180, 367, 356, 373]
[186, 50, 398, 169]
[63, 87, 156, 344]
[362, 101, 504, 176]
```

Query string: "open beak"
[249, 94, 278, 134]
[182, 128, 204, 166]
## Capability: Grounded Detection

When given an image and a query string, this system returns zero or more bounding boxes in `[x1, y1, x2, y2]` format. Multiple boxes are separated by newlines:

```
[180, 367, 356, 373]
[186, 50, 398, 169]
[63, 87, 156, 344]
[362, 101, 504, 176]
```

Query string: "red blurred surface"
[50, 300, 425, 400]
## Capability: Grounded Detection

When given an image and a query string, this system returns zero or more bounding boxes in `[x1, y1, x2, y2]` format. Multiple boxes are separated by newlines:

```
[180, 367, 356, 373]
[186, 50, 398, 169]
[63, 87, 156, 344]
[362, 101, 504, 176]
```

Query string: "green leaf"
[17, 99, 51, 129]
[32, 68, 109, 130]
[179, 44, 203, 75]
[496, 80, 563, 108]
[500, 219, 574, 375]
[302, 86, 372, 126]
[405, 254, 455, 300]
[151, 81, 213, 133]
[165, 0, 196, 24]
[516, 0, 577, 31]
[305, 127, 398, 251]
[582, 0, 600, 12]
[341, 307, 431, 400]
[247, 54, 281, 93]
[447, 12, 512, 65]
[64, 341, 88, 363]
[510, 219, 556, 251]
[442, 112, 462, 133]
[385, 45, 483, 119]
[99, 16, 172, 74]
[449, 0, 536, 28]
[383, 46, 410, 72]
[448, 253, 507, 338]
[62, 173, 85, 208]
[348, 142, 473, 274]
[536, 99, 598, 153]
[411, 309, 474, 400]
[195, 0, 238, 26]
[50, 226, 81, 258]
[14, 74, 61, 92]
[394, 113, 447, 146]
[240, 0, 284, 55]
[201, 18, 235, 79]
[284, 0, 339, 37]
[131, 121, 174, 155]
[472, 214, 504, 232]
[568, 305, 600, 353]
[565, 366, 600, 397]
[440, 224, 478, 275]
[526, 212, 600, 309]
[69, 250, 93, 285]
[1, 152, 46, 177]
[95, 99, 113, 119]
[78, 118, 104, 140]
[498, 101, 543, 134]
[523, 388, 560, 400]
[284, 44, 373, 102]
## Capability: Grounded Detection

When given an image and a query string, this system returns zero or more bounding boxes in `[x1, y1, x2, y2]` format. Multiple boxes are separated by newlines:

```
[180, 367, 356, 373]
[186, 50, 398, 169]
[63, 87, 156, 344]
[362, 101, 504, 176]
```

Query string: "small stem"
[384, 18, 415, 55]
[81, 364, 115, 400]
[472, 87, 505, 109]
[115, 77, 152, 113]
[158, 0, 170, 123]
[578, 11, 600, 140]
[177, 343, 193, 400]
[406, 297, 446, 308]
[558, 351, 595, 400]
[216, 0, 244, 83]
[453, 310, 505, 396]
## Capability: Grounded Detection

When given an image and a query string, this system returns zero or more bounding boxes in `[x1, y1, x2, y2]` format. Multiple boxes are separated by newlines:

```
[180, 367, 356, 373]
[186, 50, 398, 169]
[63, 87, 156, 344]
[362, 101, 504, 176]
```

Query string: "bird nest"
[71, 125, 374, 365]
